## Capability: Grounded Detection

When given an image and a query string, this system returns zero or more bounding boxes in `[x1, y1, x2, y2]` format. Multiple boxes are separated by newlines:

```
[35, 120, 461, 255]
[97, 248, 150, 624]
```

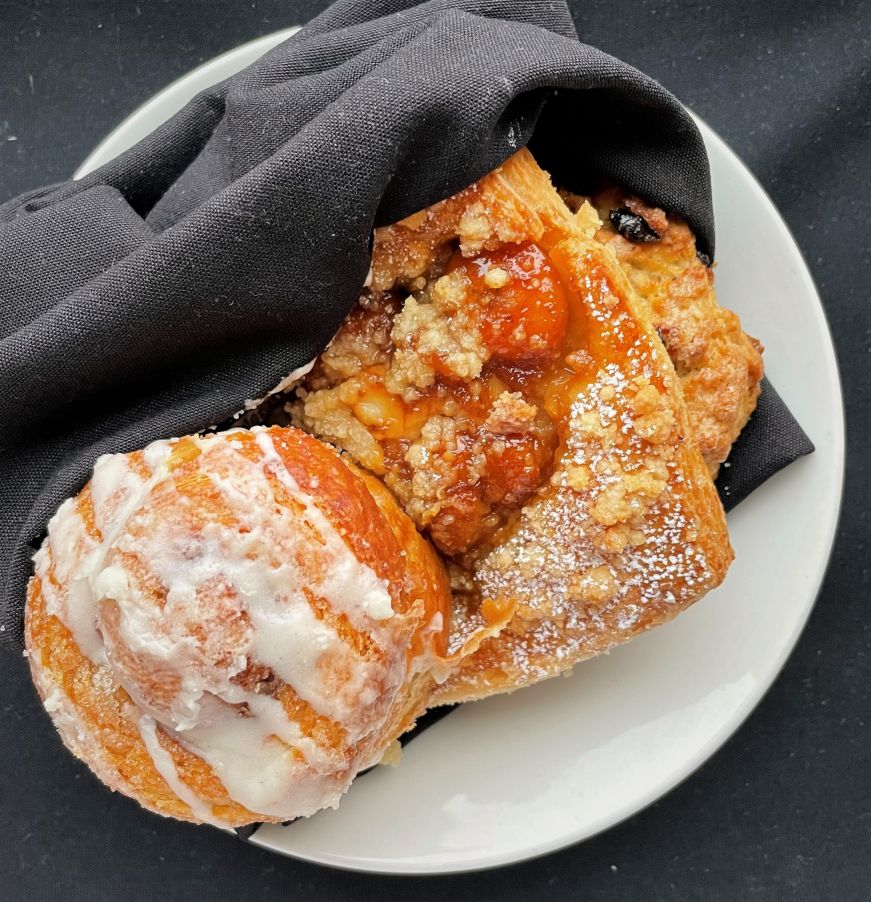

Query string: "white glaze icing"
[179, 691, 343, 819]
[32, 429, 420, 825]
[138, 715, 224, 825]
[253, 431, 395, 624]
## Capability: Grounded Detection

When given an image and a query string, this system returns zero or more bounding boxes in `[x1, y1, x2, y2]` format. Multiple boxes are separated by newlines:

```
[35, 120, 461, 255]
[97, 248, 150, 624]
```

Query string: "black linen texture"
[0, 0, 811, 647]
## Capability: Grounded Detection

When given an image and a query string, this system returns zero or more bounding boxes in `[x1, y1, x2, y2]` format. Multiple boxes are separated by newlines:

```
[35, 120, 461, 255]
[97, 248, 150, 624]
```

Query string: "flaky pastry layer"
[586, 188, 763, 475]
[289, 150, 735, 703]
[25, 427, 455, 825]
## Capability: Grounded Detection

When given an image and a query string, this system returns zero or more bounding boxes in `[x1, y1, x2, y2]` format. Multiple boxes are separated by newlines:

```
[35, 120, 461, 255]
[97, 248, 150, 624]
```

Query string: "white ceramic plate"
[75, 28, 844, 875]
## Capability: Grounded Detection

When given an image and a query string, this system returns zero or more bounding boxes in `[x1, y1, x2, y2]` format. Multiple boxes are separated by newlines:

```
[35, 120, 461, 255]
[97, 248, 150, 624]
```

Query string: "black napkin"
[0, 0, 811, 649]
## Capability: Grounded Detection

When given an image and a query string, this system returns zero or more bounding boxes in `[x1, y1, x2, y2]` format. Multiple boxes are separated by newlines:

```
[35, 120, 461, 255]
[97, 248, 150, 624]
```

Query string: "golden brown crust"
[435, 240, 732, 700]
[290, 149, 733, 704]
[25, 152, 754, 825]
[25, 427, 452, 825]
[26, 575, 259, 824]
[587, 188, 763, 475]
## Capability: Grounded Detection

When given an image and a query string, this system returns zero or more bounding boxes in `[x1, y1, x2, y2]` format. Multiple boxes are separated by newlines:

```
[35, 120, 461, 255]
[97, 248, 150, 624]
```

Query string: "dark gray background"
[0, 1, 868, 899]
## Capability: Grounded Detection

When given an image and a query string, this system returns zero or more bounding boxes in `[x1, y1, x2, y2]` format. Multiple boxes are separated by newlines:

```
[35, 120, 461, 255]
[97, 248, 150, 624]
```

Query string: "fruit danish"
[288, 149, 737, 702]
[25, 150, 762, 825]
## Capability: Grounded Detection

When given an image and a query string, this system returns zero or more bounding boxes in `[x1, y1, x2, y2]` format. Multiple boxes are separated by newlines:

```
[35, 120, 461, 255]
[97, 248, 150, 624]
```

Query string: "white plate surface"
[75, 28, 844, 875]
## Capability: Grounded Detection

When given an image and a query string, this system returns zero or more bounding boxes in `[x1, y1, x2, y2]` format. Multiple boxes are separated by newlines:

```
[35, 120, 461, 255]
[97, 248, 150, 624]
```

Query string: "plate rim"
[73, 28, 846, 875]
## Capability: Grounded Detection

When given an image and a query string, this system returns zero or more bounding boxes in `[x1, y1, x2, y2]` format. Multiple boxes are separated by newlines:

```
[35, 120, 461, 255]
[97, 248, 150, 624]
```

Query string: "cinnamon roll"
[25, 426, 454, 826]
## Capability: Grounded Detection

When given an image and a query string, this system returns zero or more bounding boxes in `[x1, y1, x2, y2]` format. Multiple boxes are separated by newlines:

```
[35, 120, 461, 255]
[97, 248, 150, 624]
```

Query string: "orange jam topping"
[295, 239, 598, 560]
[457, 241, 569, 363]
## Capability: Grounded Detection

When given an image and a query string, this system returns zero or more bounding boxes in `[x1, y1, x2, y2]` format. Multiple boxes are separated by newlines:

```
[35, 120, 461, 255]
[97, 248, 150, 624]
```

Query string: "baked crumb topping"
[589, 187, 763, 473]
[290, 236, 574, 559]
[270, 150, 734, 701]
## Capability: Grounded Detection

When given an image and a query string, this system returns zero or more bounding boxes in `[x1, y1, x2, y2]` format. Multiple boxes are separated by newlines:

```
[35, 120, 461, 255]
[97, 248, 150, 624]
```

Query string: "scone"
[25, 426, 457, 825]
[288, 148, 735, 703]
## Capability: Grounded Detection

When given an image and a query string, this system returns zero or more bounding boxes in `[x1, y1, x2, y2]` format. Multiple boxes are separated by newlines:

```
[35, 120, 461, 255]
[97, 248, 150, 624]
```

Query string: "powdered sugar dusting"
[440, 256, 723, 699]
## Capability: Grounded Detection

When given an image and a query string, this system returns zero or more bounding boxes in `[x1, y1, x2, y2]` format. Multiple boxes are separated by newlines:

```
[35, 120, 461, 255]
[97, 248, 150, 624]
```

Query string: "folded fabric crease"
[0, 0, 811, 649]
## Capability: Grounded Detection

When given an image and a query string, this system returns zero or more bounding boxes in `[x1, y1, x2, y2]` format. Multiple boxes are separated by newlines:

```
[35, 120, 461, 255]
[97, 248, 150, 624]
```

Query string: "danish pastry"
[25, 150, 761, 824]
[24, 426, 454, 825]
[289, 149, 736, 702]
[582, 187, 764, 475]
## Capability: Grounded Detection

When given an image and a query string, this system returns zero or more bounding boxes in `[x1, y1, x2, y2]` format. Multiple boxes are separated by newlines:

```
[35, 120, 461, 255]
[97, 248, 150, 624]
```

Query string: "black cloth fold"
[715, 378, 814, 509]
[0, 0, 810, 649]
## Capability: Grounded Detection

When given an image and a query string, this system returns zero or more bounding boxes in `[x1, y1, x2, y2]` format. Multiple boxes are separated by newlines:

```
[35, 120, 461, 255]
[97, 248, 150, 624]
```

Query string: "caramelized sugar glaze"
[296, 238, 576, 560]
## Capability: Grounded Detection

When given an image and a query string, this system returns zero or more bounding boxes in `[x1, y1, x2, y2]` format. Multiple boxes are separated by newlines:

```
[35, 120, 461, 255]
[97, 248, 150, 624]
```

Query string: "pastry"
[24, 426, 457, 826]
[25, 150, 759, 823]
[581, 187, 764, 475]
[289, 148, 736, 702]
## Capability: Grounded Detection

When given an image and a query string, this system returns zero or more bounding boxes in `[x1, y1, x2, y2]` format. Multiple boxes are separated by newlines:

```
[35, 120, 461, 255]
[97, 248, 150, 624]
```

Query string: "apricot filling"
[289, 237, 598, 563]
